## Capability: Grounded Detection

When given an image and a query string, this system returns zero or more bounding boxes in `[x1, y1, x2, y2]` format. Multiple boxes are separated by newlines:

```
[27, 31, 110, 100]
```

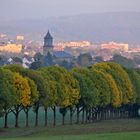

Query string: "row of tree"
[0, 62, 140, 128]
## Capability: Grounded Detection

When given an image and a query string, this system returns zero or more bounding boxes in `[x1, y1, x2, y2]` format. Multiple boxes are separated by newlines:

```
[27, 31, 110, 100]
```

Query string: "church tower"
[43, 31, 54, 55]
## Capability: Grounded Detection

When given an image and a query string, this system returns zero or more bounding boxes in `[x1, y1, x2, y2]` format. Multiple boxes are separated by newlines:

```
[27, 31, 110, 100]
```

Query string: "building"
[43, 31, 73, 64]
[101, 42, 129, 52]
[0, 42, 23, 54]
[16, 35, 24, 41]
[53, 51, 73, 62]
[56, 41, 91, 49]
[43, 31, 54, 55]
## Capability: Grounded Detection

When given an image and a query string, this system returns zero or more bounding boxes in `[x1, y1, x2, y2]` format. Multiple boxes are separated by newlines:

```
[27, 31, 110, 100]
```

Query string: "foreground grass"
[1, 132, 140, 140]
[0, 119, 140, 140]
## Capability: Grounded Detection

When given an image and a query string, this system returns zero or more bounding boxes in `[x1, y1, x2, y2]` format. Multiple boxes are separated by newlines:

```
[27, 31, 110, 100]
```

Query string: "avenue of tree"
[0, 62, 140, 128]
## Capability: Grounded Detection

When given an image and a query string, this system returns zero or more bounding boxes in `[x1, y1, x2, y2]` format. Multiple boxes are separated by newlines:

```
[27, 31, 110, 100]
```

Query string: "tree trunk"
[85, 109, 88, 123]
[120, 107, 122, 118]
[76, 106, 80, 124]
[15, 111, 19, 128]
[82, 107, 85, 124]
[62, 114, 65, 125]
[4, 113, 8, 128]
[92, 108, 95, 123]
[89, 108, 92, 123]
[25, 111, 29, 127]
[70, 108, 73, 125]
[53, 106, 56, 126]
[11, 106, 22, 128]
[44, 108, 48, 127]
[101, 109, 104, 120]
[35, 108, 39, 127]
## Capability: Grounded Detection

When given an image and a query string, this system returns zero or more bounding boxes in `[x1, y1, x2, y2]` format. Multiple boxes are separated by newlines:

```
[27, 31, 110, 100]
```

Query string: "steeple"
[44, 30, 53, 40]
[43, 30, 54, 55]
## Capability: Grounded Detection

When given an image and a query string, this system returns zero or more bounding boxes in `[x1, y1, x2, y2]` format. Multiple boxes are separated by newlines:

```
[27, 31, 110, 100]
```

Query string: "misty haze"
[0, 1, 140, 140]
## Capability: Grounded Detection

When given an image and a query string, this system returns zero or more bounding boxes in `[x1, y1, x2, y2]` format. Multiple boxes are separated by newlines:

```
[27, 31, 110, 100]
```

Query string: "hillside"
[0, 12, 140, 44]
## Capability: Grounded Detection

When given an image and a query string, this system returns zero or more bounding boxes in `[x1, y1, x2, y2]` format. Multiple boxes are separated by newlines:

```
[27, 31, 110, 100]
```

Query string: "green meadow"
[0, 109, 140, 140]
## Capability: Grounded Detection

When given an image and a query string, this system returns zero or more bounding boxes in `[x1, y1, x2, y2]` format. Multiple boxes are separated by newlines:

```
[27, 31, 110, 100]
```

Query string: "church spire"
[44, 30, 53, 39]
[43, 30, 54, 56]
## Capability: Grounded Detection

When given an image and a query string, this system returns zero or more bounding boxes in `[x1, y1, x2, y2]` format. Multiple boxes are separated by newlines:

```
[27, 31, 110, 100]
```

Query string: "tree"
[133, 69, 140, 105]
[77, 53, 92, 67]
[112, 54, 136, 68]
[89, 66, 121, 108]
[90, 70, 111, 107]
[30, 61, 43, 70]
[0, 55, 7, 65]
[11, 72, 31, 128]
[34, 52, 43, 61]
[32, 52, 44, 69]
[72, 68, 99, 107]
[37, 68, 58, 126]
[60, 60, 72, 70]
[71, 68, 99, 123]
[0, 68, 16, 128]
[39, 66, 80, 126]
[133, 55, 140, 65]
[4, 65, 48, 127]
[94, 56, 104, 63]
[93, 62, 134, 105]
[23, 78, 39, 127]
[59, 108, 67, 125]
[125, 68, 140, 117]
[4, 64, 25, 74]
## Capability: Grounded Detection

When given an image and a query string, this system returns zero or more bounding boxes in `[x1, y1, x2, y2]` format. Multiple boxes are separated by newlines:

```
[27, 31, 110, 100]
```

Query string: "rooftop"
[53, 51, 73, 58]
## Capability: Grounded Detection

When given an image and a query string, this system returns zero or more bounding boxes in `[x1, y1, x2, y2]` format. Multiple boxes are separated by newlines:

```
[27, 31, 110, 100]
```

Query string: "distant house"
[7, 57, 22, 65]
[22, 56, 34, 68]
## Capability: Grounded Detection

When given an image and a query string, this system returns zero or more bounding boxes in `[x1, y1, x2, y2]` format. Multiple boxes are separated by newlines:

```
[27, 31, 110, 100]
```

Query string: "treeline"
[0, 62, 140, 128]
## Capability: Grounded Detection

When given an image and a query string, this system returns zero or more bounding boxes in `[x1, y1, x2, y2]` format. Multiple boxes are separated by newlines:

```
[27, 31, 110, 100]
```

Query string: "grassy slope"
[1, 132, 140, 140]
[0, 119, 140, 140]
[0, 108, 140, 140]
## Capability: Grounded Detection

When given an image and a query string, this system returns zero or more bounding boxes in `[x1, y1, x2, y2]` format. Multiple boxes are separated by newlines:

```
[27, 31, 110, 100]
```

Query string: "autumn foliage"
[0, 62, 140, 128]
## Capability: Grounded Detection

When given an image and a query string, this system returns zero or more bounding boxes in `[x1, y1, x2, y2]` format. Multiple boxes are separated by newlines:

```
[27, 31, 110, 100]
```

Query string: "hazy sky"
[0, 0, 140, 20]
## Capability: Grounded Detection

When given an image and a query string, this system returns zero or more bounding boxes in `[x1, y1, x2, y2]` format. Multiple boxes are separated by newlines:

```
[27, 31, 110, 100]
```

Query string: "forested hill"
[1, 12, 140, 44]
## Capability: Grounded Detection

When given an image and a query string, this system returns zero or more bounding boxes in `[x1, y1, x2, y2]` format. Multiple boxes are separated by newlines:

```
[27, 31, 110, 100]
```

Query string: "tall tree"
[112, 54, 136, 68]
[72, 68, 99, 123]
[0, 68, 16, 128]
[89, 66, 121, 108]
[77, 53, 92, 67]
[23, 78, 39, 127]
[93, 62, 134, 105]
[11, 72, 31, 128]
[34, 52, 43, 61]
[4, 65, 48, 127]
[39, 66, 80, 126]
[132, 69, 140, 105]
[38, 69, 58, 126]
[30, 61, 43, 70]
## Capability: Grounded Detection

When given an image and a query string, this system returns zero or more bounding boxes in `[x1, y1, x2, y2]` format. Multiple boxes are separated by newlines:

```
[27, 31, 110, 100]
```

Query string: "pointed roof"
[44, 30, 53, 39]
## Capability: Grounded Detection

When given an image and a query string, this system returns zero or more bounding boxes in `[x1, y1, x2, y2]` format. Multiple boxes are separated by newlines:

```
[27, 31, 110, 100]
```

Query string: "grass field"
[1, 132, 140, 140]
[0, 108, 140, 140]
[0, 119, 140, 140]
